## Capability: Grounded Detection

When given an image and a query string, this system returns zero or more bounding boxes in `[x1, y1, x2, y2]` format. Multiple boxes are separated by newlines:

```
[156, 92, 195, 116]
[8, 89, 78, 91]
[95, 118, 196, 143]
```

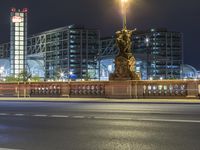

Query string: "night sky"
[0, 0, 200, 69]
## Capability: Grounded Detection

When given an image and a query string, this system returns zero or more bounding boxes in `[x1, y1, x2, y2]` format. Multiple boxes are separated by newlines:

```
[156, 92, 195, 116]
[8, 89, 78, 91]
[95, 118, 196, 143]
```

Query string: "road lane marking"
[0, 113, 8, 116]
[51, 115, 69, 118]
[1, 112, 200, 124]
[14, 114, 25, 116]
[32, 114, 48, 117]
[0, 148, 21, 150]
[72, 116, 85, 119]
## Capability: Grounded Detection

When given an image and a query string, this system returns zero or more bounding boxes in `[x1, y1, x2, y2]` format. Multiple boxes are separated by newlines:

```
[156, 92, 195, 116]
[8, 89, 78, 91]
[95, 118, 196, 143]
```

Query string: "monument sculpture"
[109, 0, 141, 80]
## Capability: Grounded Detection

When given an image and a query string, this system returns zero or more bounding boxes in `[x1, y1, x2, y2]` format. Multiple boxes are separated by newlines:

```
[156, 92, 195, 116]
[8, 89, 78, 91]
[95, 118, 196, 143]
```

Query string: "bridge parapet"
[0, 80, 199, 99]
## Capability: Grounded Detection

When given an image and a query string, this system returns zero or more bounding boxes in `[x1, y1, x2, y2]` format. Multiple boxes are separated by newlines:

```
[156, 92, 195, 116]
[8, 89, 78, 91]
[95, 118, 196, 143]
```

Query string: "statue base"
[109, 53, 141, 80]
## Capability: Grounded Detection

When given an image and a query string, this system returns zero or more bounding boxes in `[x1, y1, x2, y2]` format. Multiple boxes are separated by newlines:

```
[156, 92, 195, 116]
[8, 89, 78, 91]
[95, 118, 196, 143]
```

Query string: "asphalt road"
[0, 101, 200, 150]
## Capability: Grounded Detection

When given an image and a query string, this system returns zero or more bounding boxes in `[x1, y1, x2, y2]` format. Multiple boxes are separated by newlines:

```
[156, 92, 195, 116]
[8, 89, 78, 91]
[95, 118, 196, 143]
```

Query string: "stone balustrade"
[0, 80, 199, 99]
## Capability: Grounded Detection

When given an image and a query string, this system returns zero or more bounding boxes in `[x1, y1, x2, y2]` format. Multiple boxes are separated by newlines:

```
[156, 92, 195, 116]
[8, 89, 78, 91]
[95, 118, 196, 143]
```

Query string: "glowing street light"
[60, 72, 64, 77]
[145, 37, 150, 44]
[120, 0, 130, 29]
[60, 72, 64, 81]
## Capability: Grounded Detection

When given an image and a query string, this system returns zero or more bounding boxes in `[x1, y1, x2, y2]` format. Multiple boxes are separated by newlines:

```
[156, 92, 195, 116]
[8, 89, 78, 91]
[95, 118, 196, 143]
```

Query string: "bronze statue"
[109, 28, 141, 80]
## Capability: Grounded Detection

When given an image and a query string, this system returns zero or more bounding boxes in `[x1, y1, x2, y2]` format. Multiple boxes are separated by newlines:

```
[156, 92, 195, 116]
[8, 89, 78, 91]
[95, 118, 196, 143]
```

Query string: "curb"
[0, 97, 200, 104]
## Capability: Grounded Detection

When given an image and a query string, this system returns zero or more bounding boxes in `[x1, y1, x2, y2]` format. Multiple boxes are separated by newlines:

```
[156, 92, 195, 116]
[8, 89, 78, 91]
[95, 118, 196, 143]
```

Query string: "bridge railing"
[0, 80, 199, 99]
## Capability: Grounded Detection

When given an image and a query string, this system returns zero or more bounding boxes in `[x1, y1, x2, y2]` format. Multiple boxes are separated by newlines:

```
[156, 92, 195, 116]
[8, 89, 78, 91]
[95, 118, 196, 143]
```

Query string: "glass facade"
[10, 8, 27, 77]
[27, 25, 100, 80]
[133, 28, 183, 79]
[99, 28, 183, 80]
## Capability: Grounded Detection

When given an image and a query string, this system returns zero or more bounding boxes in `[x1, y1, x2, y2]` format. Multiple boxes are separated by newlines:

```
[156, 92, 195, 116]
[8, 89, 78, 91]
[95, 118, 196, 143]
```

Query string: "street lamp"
[60, 72, 64, 82]
[145, 37, 150, 80]
[120, 0, 130, 29]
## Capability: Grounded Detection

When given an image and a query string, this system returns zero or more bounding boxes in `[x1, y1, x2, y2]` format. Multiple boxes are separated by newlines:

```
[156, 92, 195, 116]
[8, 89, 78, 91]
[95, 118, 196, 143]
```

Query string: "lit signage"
[12, 16, 22, 23]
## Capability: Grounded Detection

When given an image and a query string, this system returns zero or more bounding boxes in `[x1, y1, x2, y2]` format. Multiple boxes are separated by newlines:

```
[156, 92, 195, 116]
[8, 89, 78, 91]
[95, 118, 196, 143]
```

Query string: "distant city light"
[60, 72, 64, 77]
[145, 38, 150, 43]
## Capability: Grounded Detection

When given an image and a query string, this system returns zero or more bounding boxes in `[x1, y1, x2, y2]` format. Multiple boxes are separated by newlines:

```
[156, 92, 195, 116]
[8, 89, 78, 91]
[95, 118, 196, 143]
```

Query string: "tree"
[83, 72, 91, 81]
[18, 70, 32, 81]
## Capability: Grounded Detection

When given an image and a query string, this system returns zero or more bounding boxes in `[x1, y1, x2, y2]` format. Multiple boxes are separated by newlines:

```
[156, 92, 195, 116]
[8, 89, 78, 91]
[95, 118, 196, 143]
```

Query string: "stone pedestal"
[109, 53, 140, 80]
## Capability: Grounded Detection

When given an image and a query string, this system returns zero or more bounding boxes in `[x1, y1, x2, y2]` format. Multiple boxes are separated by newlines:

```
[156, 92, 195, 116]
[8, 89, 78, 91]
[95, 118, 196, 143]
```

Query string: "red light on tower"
[22, 8, 28, 13]
[11, 8, 16, 12]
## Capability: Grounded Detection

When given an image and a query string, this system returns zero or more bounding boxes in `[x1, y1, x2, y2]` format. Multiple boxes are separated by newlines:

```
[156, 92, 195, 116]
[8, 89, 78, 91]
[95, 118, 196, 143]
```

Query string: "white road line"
[72, 116, 85, 119]
[93, 116, 106, 119]
[32, 114, 48, 117]
[14, 114, 25, 116]
[0, 113, 9, 116]
[1, 112, 199, 124]
[51, 115, 69, 118]
[92, 116, 133, 120]
[0, 148, 21, 150]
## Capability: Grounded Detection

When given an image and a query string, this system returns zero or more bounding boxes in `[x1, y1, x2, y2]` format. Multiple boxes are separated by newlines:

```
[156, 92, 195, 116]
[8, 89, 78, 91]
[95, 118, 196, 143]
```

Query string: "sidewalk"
[0, 97, 200, 104]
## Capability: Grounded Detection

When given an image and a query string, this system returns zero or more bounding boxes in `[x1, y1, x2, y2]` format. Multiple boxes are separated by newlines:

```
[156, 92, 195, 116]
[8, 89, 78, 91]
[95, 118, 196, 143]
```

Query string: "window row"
[14, 42, 24, 46]
[14, 32, 24, 36]
[15, 27, 24, 31]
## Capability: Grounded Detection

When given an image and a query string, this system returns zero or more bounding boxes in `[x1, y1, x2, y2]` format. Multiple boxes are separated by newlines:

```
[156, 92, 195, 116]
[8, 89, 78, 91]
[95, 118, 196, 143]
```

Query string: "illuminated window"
[19, 65, 24, 69]
[15, 55, 20, 59]
[15, 51, 19, 55]
[20, 37, 23, 40]
[20, 41, 24, 45]
[20, 27, 23, 31]
[20, 23, 24, 27]
[15, 36, 19, 41]
[20, 13, 24, 17]
[15, 23, 20, 26]
[20, 32, 24, 36]
[20, 46, 23, 50]
[15, 45, 19, 49]
[15, 26, 19, 31]
[15, 32, 19, 36]
[15, 60, 19, 64]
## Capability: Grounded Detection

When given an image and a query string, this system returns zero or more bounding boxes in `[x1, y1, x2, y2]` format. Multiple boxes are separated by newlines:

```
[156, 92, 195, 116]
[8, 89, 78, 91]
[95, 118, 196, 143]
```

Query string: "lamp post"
[145, 37, 150, 80]
[68, 71, 73, 82]
[121, 0, 129, 29]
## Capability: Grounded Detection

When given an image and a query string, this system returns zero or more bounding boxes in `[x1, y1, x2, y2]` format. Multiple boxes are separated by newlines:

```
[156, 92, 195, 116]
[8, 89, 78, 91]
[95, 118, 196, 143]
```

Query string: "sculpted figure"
[109, 28, 141, 80]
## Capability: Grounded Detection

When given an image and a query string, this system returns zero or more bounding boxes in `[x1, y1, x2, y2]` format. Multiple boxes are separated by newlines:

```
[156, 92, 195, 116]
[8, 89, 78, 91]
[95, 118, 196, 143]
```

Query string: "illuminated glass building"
[27, 25, 100, 80]
[0, 25, 100, 80]
[133, 28, 183, 79]
[99, 28, 183, 80]
[10, 8, 28, 77]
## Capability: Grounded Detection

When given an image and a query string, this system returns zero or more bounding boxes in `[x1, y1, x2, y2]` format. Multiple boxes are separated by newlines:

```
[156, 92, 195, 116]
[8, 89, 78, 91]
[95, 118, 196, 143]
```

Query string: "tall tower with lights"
[10, 8, 28, 78]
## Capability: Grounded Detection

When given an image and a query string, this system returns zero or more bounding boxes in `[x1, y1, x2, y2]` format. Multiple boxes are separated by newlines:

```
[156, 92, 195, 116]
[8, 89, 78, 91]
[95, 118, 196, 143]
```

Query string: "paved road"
[0, 101, 200, 150]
